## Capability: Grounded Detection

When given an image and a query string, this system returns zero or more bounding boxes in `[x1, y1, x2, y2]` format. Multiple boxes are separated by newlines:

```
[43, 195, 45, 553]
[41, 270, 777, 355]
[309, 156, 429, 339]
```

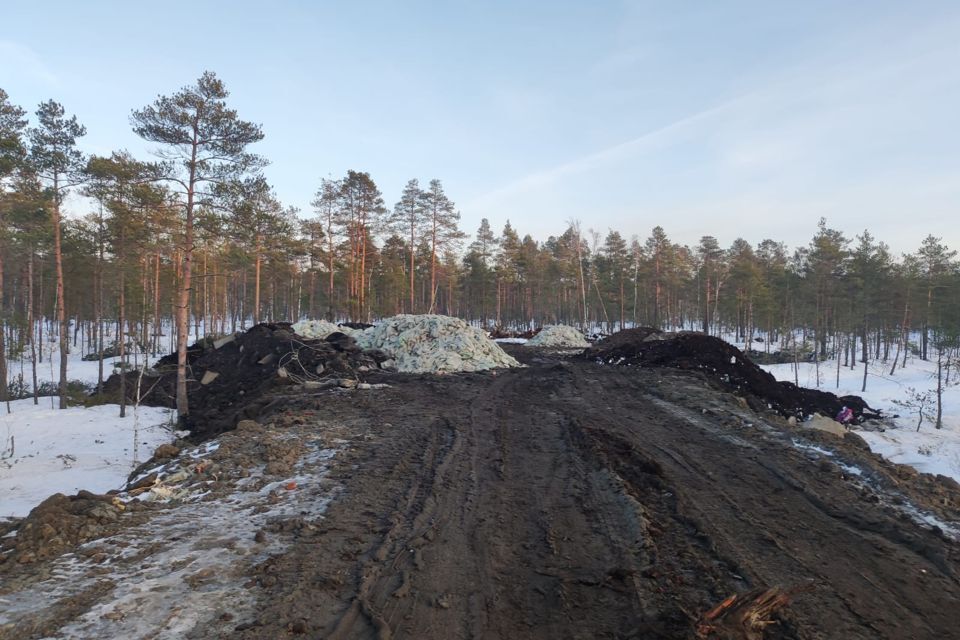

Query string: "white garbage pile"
[355, 314, 521, 373]
[292, 319, 357, 340]
[526, 325, 590, 348]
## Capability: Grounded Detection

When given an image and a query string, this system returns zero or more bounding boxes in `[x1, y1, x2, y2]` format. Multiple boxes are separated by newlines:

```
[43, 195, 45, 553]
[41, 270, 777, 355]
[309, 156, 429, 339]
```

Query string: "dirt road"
[3, 349, 959, 639]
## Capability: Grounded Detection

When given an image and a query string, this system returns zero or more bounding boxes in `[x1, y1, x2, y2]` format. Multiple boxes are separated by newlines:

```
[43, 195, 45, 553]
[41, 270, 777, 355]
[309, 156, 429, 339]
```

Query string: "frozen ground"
[0, 423, 343, 638]
[763, 356, 960, 484]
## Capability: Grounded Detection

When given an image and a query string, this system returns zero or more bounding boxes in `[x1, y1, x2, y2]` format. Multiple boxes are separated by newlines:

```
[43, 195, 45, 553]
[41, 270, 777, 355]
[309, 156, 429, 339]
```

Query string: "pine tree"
[643, 226, 672, 328]
[0, 89, 28, 410]
[311, 177, 341, 320]
[421, 179, 465, 313]
[915, 235, 957, 361]
[131, 71, 264, 418]
[804, 218, 849, 362]
[0, 89, 27, 179]
[463, 218, 497, 324]
[220, 176, 288, 324]
[496, 221, 522, 326]
[602, 230, 630, 331]
[83, 152, 146, 397]
[28, 100, 86, 409]
[848, 231, 892, 390]
[336, 171, 386, 321]
[696, 236, 724, 335]
[390, 179, 427, 313]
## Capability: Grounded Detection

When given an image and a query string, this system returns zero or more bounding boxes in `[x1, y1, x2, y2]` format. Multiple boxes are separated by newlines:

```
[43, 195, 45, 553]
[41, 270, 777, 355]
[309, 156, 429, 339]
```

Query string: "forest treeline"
[1, 73, 959, 414]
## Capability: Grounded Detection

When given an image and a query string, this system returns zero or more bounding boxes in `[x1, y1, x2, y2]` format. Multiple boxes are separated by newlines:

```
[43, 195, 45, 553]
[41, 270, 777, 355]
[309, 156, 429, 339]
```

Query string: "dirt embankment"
[584, 329, 879, 421]
[103, 322, 386, 441]
[3, 346, 959, 639]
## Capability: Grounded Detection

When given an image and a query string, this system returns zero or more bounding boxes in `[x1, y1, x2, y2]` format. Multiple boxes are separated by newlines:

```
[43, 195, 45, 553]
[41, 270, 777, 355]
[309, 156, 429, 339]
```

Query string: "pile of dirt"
[103, 322, 388, 441]
[525, 324, 589, 348]
[0, 490, 143, 567]
[745, 349, 809, 366]
[585, 330, 879, 421]
[355, 314, 521, 373]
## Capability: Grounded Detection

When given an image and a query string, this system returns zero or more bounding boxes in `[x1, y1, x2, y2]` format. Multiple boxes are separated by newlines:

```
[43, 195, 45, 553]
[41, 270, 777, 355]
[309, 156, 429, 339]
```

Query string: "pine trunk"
[52, 176, 69, 409]
[176, 136, 199, 419]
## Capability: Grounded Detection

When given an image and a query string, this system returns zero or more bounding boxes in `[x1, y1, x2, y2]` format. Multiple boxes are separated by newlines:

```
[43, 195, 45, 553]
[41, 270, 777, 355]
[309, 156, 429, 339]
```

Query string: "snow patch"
[765, 357, 960, 485]
[1, 399, 175, 520]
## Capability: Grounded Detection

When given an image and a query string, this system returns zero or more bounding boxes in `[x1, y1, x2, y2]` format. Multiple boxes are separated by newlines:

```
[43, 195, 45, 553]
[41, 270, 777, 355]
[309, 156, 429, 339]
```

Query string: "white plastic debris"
[292, 320, 357, 340]
[526, 325, 590, 348]
[355, 314, 521, 374]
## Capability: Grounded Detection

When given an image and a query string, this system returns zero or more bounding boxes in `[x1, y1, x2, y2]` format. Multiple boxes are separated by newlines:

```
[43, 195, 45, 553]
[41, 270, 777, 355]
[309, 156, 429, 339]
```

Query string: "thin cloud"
[467, 11, 960, 236]
[467, 94, 748, 209]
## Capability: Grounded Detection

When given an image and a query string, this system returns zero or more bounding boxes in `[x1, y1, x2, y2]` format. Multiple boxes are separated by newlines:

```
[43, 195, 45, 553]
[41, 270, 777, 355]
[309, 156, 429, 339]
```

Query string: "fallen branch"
[697, 583, 814, 639]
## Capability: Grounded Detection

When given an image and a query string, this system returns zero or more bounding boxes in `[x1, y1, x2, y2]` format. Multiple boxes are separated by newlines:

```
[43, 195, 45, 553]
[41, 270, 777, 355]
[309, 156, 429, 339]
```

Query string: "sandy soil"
[2, 346, 959, 639]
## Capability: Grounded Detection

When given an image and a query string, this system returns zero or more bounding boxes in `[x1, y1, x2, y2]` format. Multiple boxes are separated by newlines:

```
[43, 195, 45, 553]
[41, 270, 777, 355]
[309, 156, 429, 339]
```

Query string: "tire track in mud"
[224, 358, 959, 640]
[349, 368, 654, 638]
[555, 364, 960, 639]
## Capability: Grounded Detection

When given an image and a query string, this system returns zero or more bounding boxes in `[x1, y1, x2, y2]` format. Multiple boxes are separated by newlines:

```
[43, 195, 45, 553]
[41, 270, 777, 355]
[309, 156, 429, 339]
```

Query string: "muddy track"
[217, 355, 960, 640]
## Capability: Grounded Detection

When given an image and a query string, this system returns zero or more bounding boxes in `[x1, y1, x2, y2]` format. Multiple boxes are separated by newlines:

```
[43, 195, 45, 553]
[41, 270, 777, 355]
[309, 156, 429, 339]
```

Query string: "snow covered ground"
[2, 338, 176, 521]
[1, 398, 175, 519]
[763, 356, 960, 484]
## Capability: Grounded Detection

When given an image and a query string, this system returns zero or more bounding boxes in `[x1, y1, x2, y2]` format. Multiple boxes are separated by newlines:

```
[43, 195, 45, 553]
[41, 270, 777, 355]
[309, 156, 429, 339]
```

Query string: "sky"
[2, 1, 959, 254]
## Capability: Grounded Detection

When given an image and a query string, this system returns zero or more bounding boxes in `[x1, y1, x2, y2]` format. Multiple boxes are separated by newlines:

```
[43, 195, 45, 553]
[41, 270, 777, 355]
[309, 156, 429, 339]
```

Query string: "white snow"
[0, 398, 175, 520]
[763, 355, 960, 484]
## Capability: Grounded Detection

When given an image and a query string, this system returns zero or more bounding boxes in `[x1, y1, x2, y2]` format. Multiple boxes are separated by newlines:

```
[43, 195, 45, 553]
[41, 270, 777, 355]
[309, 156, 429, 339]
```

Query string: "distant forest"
[2, 74, 958, 411]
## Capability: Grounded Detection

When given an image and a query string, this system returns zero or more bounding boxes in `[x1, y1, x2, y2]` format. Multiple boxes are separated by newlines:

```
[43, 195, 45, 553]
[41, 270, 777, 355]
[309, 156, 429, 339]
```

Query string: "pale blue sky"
[2, 1, 958, 253]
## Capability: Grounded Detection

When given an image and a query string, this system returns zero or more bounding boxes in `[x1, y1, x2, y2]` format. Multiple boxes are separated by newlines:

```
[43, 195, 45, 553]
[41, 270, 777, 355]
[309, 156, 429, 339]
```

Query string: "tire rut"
[557, 364, 960, 639]
[216, 359, 959, 640]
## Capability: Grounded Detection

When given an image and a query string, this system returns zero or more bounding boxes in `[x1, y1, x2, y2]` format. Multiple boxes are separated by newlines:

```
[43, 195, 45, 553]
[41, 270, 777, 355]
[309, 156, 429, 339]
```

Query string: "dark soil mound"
[0, 490, 138, 567]
[102, 322, 387, 441]
[745, 349, 808, 366]
[338, 321, 373, 330]
[585, 326, 663, 350]
[584, 330, 879, 421]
